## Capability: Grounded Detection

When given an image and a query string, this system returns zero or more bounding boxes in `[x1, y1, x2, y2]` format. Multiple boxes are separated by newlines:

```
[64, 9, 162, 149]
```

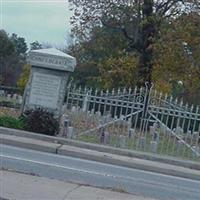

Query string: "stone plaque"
[29, 72, 61, 109]
[23, 48, 76, 117]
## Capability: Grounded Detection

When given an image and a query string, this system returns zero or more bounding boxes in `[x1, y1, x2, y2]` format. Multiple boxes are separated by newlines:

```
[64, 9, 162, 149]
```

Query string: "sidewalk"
[0, 170, 155, 200]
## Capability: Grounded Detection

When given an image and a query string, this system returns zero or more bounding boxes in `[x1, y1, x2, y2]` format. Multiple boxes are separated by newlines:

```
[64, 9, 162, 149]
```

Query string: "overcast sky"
[1, 0, 72, 48]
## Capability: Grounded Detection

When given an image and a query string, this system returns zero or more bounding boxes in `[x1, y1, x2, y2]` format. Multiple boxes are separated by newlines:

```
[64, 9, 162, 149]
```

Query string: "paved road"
[0, 144, 200, 200]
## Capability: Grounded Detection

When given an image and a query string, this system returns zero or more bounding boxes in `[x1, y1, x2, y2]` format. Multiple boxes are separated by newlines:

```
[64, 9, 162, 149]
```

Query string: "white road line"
[0, 154, 199, 193]
[1, 144, 200, 183]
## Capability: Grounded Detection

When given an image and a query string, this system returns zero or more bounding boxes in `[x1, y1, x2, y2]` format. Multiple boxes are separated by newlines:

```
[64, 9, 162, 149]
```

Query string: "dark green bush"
[22, 108, 59, 136]
[0, 116, 25, 129]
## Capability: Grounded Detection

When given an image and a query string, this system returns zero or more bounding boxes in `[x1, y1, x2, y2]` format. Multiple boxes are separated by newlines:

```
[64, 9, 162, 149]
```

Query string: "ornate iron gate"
[63, 83, 200, 160]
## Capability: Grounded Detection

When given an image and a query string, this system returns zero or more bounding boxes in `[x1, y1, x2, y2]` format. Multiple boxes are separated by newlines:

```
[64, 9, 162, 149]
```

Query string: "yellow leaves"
[152, 13, 200, 104]
[17, 64, 31, 93]
[99, 53, 139, 89]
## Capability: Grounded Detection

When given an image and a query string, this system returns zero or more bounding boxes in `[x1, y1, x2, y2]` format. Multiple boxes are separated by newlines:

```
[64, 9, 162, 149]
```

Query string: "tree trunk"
[137, 0, 155, 88]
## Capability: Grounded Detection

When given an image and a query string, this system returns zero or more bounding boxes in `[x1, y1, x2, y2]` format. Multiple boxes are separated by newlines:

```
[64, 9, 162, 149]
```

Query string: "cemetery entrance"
[63, 83, 200, 161]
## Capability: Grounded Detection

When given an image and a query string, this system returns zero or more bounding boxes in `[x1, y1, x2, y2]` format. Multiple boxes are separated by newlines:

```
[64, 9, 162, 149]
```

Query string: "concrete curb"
[1, 134, 60, 153]
[1, 127, 200, 169]
[1, 132, 200, 181]
[0, 127, 199, 170]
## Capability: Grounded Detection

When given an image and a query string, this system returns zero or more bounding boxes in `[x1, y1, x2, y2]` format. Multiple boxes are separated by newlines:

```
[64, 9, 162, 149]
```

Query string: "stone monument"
[22, 48, 76, 117]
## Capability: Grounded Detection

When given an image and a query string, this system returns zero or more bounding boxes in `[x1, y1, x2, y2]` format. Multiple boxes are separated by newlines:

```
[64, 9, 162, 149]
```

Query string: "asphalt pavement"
[1, 144, 200, 200]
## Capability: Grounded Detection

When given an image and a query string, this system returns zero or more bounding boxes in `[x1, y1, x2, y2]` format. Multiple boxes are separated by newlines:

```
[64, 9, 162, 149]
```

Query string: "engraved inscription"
[28, 55, 74, 69]
[29, 72, 61, 109]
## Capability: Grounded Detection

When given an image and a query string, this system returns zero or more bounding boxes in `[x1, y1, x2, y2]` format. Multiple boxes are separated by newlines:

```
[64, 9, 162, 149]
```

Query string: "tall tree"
[0, 30, 15, 85]
[30, 41, 42, 50]
[68, 26, 128, 87]
[0, 30, 15, 58]
[10, 33, 28, 56]
[153, 12, 200, 104]
[69, 0, 199, 87]
[0, 30, 27, 86]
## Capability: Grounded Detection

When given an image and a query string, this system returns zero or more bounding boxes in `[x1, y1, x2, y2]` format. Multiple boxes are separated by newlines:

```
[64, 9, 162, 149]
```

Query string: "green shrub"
[22, 108, 59, 136]
[0, 116, 25, 129]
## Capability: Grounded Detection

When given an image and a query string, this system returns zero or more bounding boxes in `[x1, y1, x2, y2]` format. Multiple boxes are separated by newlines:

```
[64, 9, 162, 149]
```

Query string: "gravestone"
[23, 48, 76, 117]
[175, 126, 184, 135]
[67, 126, 75, 139]
[71, 106, 77, 112]
[149, 126, 155, 135]
[0, 90, 5, 96]
[176, 140, 184, 154]
[116, 135, 127, 148]
[153, 131, 159, 142]
[6, 94, 11, 101]
[18, 96, 23, 104]
[150, 141, 158, 153]
[138, 136, 146, 150]
[128, 128, 135, 139]
[100, 127, 110, 144]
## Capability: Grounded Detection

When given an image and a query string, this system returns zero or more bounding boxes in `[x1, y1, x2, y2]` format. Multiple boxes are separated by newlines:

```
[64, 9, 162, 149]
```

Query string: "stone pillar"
[22, 48, 76, 118]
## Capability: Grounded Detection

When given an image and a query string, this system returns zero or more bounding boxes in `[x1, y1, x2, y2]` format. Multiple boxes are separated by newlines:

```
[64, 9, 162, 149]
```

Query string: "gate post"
[140, 82, 153, 135]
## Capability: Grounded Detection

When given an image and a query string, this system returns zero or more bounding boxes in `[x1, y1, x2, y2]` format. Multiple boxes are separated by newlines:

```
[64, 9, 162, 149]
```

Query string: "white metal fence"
[62, 83, 200, 160]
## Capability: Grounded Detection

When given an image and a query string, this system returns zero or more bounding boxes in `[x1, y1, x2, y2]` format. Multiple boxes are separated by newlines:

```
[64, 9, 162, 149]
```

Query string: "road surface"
[0, 144, 200, 200]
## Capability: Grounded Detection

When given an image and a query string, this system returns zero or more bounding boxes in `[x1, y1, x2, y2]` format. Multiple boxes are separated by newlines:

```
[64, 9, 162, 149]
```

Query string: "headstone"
[13, 93, 17, 100]
[23, 48, 76, 118]
[175, 126, 184, 135]
[18, 96, 23, 104]
[114, 115, 117, 119]
[116, 135, 126, 148]
[61, 104, 67, 114]
[102, 116, 107, 124]
[67, 126, 74, 139]
[176, 140, 184, 154]
[187, 130, 192, 137]
[149, 126, 155, 135]
[71, 106, 77, 112]
[104, 131, 110, 144]
[58, 114, 69, 137]
[98, 119, 103, 126]
[91, 109, 95, 115]
[192, 132, 199, 140]
[117, 115, 124, 126]
[106, 113, 111, 120]
[100, 128, 110, 144]
[150, 141, 158, 153]
[153, 131, 159, 142]
[153, 122, 159, 129]
[87, 110, 91, 115]
[193, 146, 200, 154]
[166, 127, 172, 135]
[160, 125, 167, 134]
[138, 137, 146, 150]
[6, 94, 11, 101]
[128, 128, 135, 139]
[0, 90, 5, 96]
[96, 111, 101, 117]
